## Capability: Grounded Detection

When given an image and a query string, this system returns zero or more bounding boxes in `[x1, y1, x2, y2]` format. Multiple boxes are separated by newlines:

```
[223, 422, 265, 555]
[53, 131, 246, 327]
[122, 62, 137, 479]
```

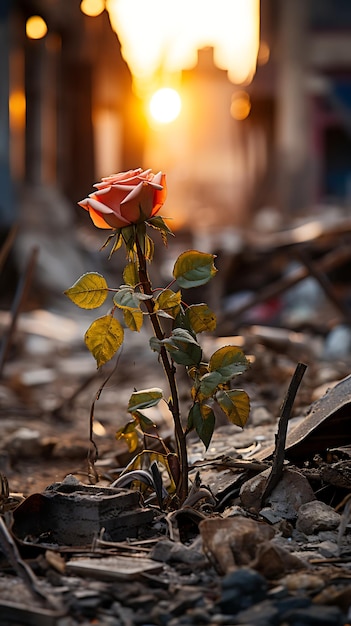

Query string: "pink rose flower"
[78, 168, 167, 229]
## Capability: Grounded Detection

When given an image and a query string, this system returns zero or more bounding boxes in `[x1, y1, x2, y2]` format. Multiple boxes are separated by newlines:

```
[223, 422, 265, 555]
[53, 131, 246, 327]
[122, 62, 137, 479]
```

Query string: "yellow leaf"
[216, 389, 250, 428]
[209, 346, 249, 379]
[154, 289, 181, 319]
[64, 272, 108, 309]
[123, 262, 139, 287]
[85, 315, 124, 367]
[123, 308, 143, 332]
[186, 303, 216, 333]
[116, 428, 139, 453]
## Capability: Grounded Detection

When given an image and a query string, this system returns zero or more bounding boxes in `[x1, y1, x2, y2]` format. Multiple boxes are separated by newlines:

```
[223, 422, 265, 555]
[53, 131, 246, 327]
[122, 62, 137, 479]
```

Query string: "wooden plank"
[66, 555, 163, 581]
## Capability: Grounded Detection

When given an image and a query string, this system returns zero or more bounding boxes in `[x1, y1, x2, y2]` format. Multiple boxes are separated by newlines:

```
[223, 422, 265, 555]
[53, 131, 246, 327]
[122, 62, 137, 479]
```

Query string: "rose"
[78, 168, 167, 229]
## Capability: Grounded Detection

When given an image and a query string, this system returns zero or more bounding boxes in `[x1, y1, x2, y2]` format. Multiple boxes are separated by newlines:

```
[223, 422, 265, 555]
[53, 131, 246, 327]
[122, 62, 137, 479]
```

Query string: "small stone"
[5, 428, 43, 458]
[318, 540, 340, 558]
[250, 405, 272, 426]
[282, 603, 345, 625]
[150, 538, 207, 566]
[275, 595, 311, 617]
[234, 598, 280, 626]
[296, 501, 341, 535]
[149, 538, 174, 562]
[219, 567, 267, 614]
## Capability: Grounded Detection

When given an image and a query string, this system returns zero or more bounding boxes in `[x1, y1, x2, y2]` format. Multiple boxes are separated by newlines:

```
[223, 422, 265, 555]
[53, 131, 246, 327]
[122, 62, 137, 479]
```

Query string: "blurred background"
[2, 0, 351, 319]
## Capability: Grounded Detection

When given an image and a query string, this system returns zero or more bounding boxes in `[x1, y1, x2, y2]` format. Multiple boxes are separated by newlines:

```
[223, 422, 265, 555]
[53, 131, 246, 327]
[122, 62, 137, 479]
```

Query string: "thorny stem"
[135, 234, 189, 502]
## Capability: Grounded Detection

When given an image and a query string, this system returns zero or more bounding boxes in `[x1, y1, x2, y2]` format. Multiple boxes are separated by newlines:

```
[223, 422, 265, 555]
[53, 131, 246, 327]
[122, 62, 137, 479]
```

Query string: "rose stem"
[135, 235, 188, 502]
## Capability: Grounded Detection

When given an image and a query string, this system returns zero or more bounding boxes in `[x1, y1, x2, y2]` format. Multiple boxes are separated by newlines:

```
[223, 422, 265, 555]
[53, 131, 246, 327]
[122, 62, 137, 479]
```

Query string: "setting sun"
[149, 88, 182, 124]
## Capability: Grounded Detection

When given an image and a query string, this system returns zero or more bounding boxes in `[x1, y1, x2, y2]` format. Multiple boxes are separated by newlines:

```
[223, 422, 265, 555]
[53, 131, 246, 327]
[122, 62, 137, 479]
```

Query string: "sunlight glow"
[149, 88, 182, 124]
[26, 16, 48, 40]
[106, 0, 260, 93]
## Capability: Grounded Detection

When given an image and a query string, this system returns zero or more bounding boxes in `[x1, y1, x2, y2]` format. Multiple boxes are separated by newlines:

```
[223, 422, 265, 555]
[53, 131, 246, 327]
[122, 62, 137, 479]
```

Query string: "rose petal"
[94, 168, 146, 189]
[88, 208, 114, 229]
[85, 197, 132, 228]
[120, 181, 154, 221]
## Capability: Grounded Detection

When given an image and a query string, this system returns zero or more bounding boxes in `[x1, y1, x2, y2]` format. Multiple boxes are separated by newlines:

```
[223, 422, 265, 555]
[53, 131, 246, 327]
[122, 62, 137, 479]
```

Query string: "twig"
[87, 356, 122, 482]
[261, 362, 307, 505]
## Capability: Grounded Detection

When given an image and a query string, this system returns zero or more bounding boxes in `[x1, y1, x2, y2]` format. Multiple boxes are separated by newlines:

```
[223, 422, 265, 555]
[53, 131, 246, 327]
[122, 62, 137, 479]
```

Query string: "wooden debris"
[261, 362, 307, 504]
[66, 554, 163, 581]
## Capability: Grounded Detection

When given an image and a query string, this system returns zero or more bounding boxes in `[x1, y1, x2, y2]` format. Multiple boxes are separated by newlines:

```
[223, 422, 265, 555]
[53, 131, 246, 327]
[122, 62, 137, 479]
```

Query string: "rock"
[199, 515, 274, 575]
[318, 540, 340, 558]
[252, 541, 305, 578]
[4, 427, 45, 458]
[296, 501, 341, 535]
[240, 468, 316, 519]
[150, 538, 207, 566]
[218, 567, 267, 614]
[234, 598, 280, 626]
[250, 405, 272, 426]
[280, 603, 346, 625]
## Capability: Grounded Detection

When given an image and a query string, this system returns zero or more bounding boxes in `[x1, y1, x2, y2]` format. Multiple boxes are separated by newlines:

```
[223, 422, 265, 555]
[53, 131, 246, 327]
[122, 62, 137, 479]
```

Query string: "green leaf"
[123, 262, 139, 287]
[149, 336, 162, 354]
[185, 304, 217, 334]
[198, 371, 223, 397]
[64, 272, 108, 309]
[216, 389, 250, 428]
[209, 346, 249, 381]
[122, 225, 137, 252]
[113, 285, 141, 310]
[132, 410, 156, 432]
[154, 289, 181, 319]
[123, 308, 143, 332]
[173, 250, 217, 289]
[85, 315, 124, 367]
[162, 328, 202, 366]
[127, 388, 163, 413]
[189, 402, 215, 449]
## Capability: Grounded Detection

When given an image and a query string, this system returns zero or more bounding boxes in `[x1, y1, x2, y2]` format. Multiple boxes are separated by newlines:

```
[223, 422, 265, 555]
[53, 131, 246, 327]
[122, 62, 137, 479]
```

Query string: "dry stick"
[261, 362, 307, 505]
[0, 223, 18, 274]
[0, 246, 39, 378]
[135, 237, 188, 502]
[224, 245, 351, 324]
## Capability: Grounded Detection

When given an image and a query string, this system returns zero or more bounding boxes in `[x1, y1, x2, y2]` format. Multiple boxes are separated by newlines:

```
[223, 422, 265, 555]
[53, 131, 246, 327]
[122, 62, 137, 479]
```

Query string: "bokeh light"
[257, 40, 270, 66]
[26, 16, 48, 40]
[230, 91, 251, 120]
[149, 88, 182, 124]
[80, 0, 105, 17]
[9, 90, 26, 130]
